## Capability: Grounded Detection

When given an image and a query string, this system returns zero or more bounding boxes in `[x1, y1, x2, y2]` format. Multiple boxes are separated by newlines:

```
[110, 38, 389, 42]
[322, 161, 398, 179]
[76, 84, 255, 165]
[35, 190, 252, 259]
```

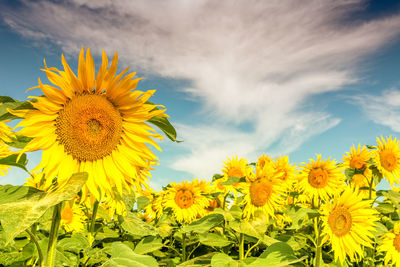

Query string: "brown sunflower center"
[380, 150, 397, 172]
[393, 234, 400, 252]
[61, 206, 74, 225]
[55, 94, 123, 161]
[350, 156, 366, 170]
[174, 189, 194, 209]
[249, 178, 272, 207]
[308, 168, 328, 188]
[328, 207, 352, 237]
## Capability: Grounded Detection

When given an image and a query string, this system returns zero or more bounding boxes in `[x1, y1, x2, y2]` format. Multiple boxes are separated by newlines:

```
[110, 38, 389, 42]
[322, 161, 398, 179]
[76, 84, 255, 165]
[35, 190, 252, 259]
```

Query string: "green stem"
[26, 229, 43, 267]
[244, 240, 260, 259]
[182, 233, 187, 262]
[45, 202, 62, 267]
[90, 200, 99, 233]
[239, 233, 244, 260]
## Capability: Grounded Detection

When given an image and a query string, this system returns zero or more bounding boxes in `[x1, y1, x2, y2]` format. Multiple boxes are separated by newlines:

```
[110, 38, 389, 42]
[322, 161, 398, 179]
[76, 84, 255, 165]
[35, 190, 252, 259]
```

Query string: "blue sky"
[1, 0, 400, 189]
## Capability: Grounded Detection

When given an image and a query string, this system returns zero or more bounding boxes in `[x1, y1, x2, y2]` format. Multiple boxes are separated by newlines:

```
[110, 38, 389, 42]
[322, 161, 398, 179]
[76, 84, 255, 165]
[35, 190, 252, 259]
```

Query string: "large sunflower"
[298, 155, 344, 203]
[321, 187, 378, 264]
[242, 163, 284, 220]
[374, 136, 400, 185]
[12, 48, 167, 200]
[164, 180, 210, 223]
[378, 222, 400, 266]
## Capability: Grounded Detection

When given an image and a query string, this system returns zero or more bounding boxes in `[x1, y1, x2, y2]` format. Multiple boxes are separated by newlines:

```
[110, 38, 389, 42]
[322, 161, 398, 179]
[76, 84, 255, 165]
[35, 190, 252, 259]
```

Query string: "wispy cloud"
[354, 88, 400, 132]
[1, 0, 400, 179]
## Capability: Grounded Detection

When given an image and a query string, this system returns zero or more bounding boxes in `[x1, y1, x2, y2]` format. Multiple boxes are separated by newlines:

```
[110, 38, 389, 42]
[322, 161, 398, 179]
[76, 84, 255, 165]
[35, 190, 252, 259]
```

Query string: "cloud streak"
[1, 0, 400, 178]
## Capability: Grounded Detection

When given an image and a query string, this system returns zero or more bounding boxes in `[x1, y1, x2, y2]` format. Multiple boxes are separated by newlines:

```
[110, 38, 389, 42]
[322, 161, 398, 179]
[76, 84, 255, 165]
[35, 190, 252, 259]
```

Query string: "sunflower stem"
[90, 200, 99, 234]
[45, 202, 62, 267]
[26, 229, 43, 267]
[182, 232, 187, 262]
[239, 233, 245, 260]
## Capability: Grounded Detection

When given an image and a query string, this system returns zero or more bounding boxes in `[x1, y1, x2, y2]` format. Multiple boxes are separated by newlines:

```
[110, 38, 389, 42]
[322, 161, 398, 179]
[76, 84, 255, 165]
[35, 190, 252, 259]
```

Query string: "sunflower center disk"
[328, 207, 352, 237]
[350, 157, 366, 170]
[308, 168, 328, 188]
[61, 207, 74, 224]
[250, 179, 272, 207]
[380, 150, 397, 172]
[175, 190, 194, 209]
[55, 94, 123, 162]
[393, 234, 400, 252]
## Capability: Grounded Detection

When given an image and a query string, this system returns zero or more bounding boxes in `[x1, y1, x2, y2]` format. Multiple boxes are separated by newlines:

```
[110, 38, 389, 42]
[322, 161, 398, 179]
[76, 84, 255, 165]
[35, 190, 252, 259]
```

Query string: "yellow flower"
[12, 47, 167, 200]
[0, 120, 14, 143]
[257, 153, 272, 169]
[222, 156, 251, 178]
[350, 167, 375, 199]
[298, 155, 344, 202]
[378, 222, 400, 267]
[61, 202, 86, 233]
[374, 136, 400, 185]
[164, 180, 210, 223]
[321, 187, 379, 264]
[342, 144, 372, 170]
[0, 121, 14, 175]
[242, 164, 284, 220]
[24, 171, 48, 190]
[273, 155, 297, 189]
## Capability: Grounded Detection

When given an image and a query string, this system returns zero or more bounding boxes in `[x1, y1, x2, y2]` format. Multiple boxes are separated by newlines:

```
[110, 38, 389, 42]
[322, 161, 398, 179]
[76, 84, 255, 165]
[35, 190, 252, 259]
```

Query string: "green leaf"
[182, 214, 224, 234]
[0, 172, 88, 244]
[221, 176, 245, 186]
[285, 206, 316, 229]
[0, 96, 17, 103]
[146, 100, 181, 143]
[0, 184, 42, 205]
[137, 196, 151, 211]
[119, 213, 159, 237]
[0, 99, 35, 121]
[0, 153, 29, 172]
[177, 252, 217, 266]
[58, 232, 90, 254]
[199, 232, 232, 247]
[134, 236, 163, 255]
[105, 242, 159, 267]
[248, 242, 306, 267]
[376, 203, 395, 214]
[5, 135, 33, 149]
[210, 253, 242, 267]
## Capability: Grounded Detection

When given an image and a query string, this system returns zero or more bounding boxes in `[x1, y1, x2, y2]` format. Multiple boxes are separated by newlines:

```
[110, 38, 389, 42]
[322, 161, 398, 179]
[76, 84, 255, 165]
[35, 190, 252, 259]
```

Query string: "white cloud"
[354, 88, 400, 132]
[1, 0, 400, 179]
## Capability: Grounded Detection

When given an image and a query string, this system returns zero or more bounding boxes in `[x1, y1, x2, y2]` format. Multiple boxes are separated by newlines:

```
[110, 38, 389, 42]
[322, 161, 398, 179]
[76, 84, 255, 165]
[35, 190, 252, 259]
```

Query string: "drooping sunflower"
[60, 202, 86, 233]
[350, 167, 375, 199]
[374, 136, 400, 185]
[242, 163, 284, 220]
[378, 222, 400, 266]
[12, 48, 167, 200]
[298, 155, 344, 203]
[163, 180, 210, 223]
[321, 187, 379, 264]
[342, 144, 372, 170]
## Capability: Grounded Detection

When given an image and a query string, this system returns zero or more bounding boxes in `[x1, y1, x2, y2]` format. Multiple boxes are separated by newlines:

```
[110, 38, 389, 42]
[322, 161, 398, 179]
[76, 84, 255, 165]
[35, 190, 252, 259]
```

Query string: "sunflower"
[321, 187, 379, 264]
[61, 202, 86, 233]
[273, 155, 297, 190]
[350, 167, 375, 200]
[163, 180, 210, 223]
[257, 153, 272, 169]
[12, 48, 167, 201]
[298, 155, 344, 203]
[242, 163, 284, 220]
[378, 222, 400, 266]
[374, 136, 400, 185]
[24, 171, 47, 190]
[0, 121, 14, 175]
[342, 144, 372, 170]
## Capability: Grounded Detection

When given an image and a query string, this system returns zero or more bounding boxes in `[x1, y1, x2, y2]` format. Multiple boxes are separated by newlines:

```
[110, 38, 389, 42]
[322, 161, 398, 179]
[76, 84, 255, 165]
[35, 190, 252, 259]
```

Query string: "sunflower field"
[1, 48, 400, 267]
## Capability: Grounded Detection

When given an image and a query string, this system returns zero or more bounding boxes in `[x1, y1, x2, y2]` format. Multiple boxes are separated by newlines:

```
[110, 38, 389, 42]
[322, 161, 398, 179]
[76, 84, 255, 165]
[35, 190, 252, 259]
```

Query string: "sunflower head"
[13, 47, 167, 201]
[321, 188, 379, 263]
[374, 136, 400, 185]
[378, 222, 400, 266]
[164, 180, 210, 223]
[61, 202, 86, 233]
[342, 144, 372, 170]
[298, 155, 344, 202]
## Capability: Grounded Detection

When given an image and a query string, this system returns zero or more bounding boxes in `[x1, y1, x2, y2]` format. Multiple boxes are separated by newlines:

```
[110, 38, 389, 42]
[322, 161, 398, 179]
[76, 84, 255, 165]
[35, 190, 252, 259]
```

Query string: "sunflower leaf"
[0, 98, 36, 121]
[0, 172, 88, 245]
[0, 96, 17, 103]
[5, 135, 33, 149]
[104, 242, 159, 267]
[0, 153, 29, 172]
[182, 214, 224, 234]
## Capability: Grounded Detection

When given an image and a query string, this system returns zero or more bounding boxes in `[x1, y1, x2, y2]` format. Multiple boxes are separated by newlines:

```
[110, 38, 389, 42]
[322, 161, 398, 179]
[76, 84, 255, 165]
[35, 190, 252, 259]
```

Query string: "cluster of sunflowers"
[1, 48, 400, 266]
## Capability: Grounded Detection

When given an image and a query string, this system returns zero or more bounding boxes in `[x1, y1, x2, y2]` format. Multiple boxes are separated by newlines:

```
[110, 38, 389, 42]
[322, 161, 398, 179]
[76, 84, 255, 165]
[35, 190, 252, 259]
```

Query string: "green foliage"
[182, 214, 224, 234]
[119, 213, 159, 237]
[0, 172, 88, 244]
[0, 153, 29, 172]
[0, 95, 36, 121]
[104, 242, 159, 267]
